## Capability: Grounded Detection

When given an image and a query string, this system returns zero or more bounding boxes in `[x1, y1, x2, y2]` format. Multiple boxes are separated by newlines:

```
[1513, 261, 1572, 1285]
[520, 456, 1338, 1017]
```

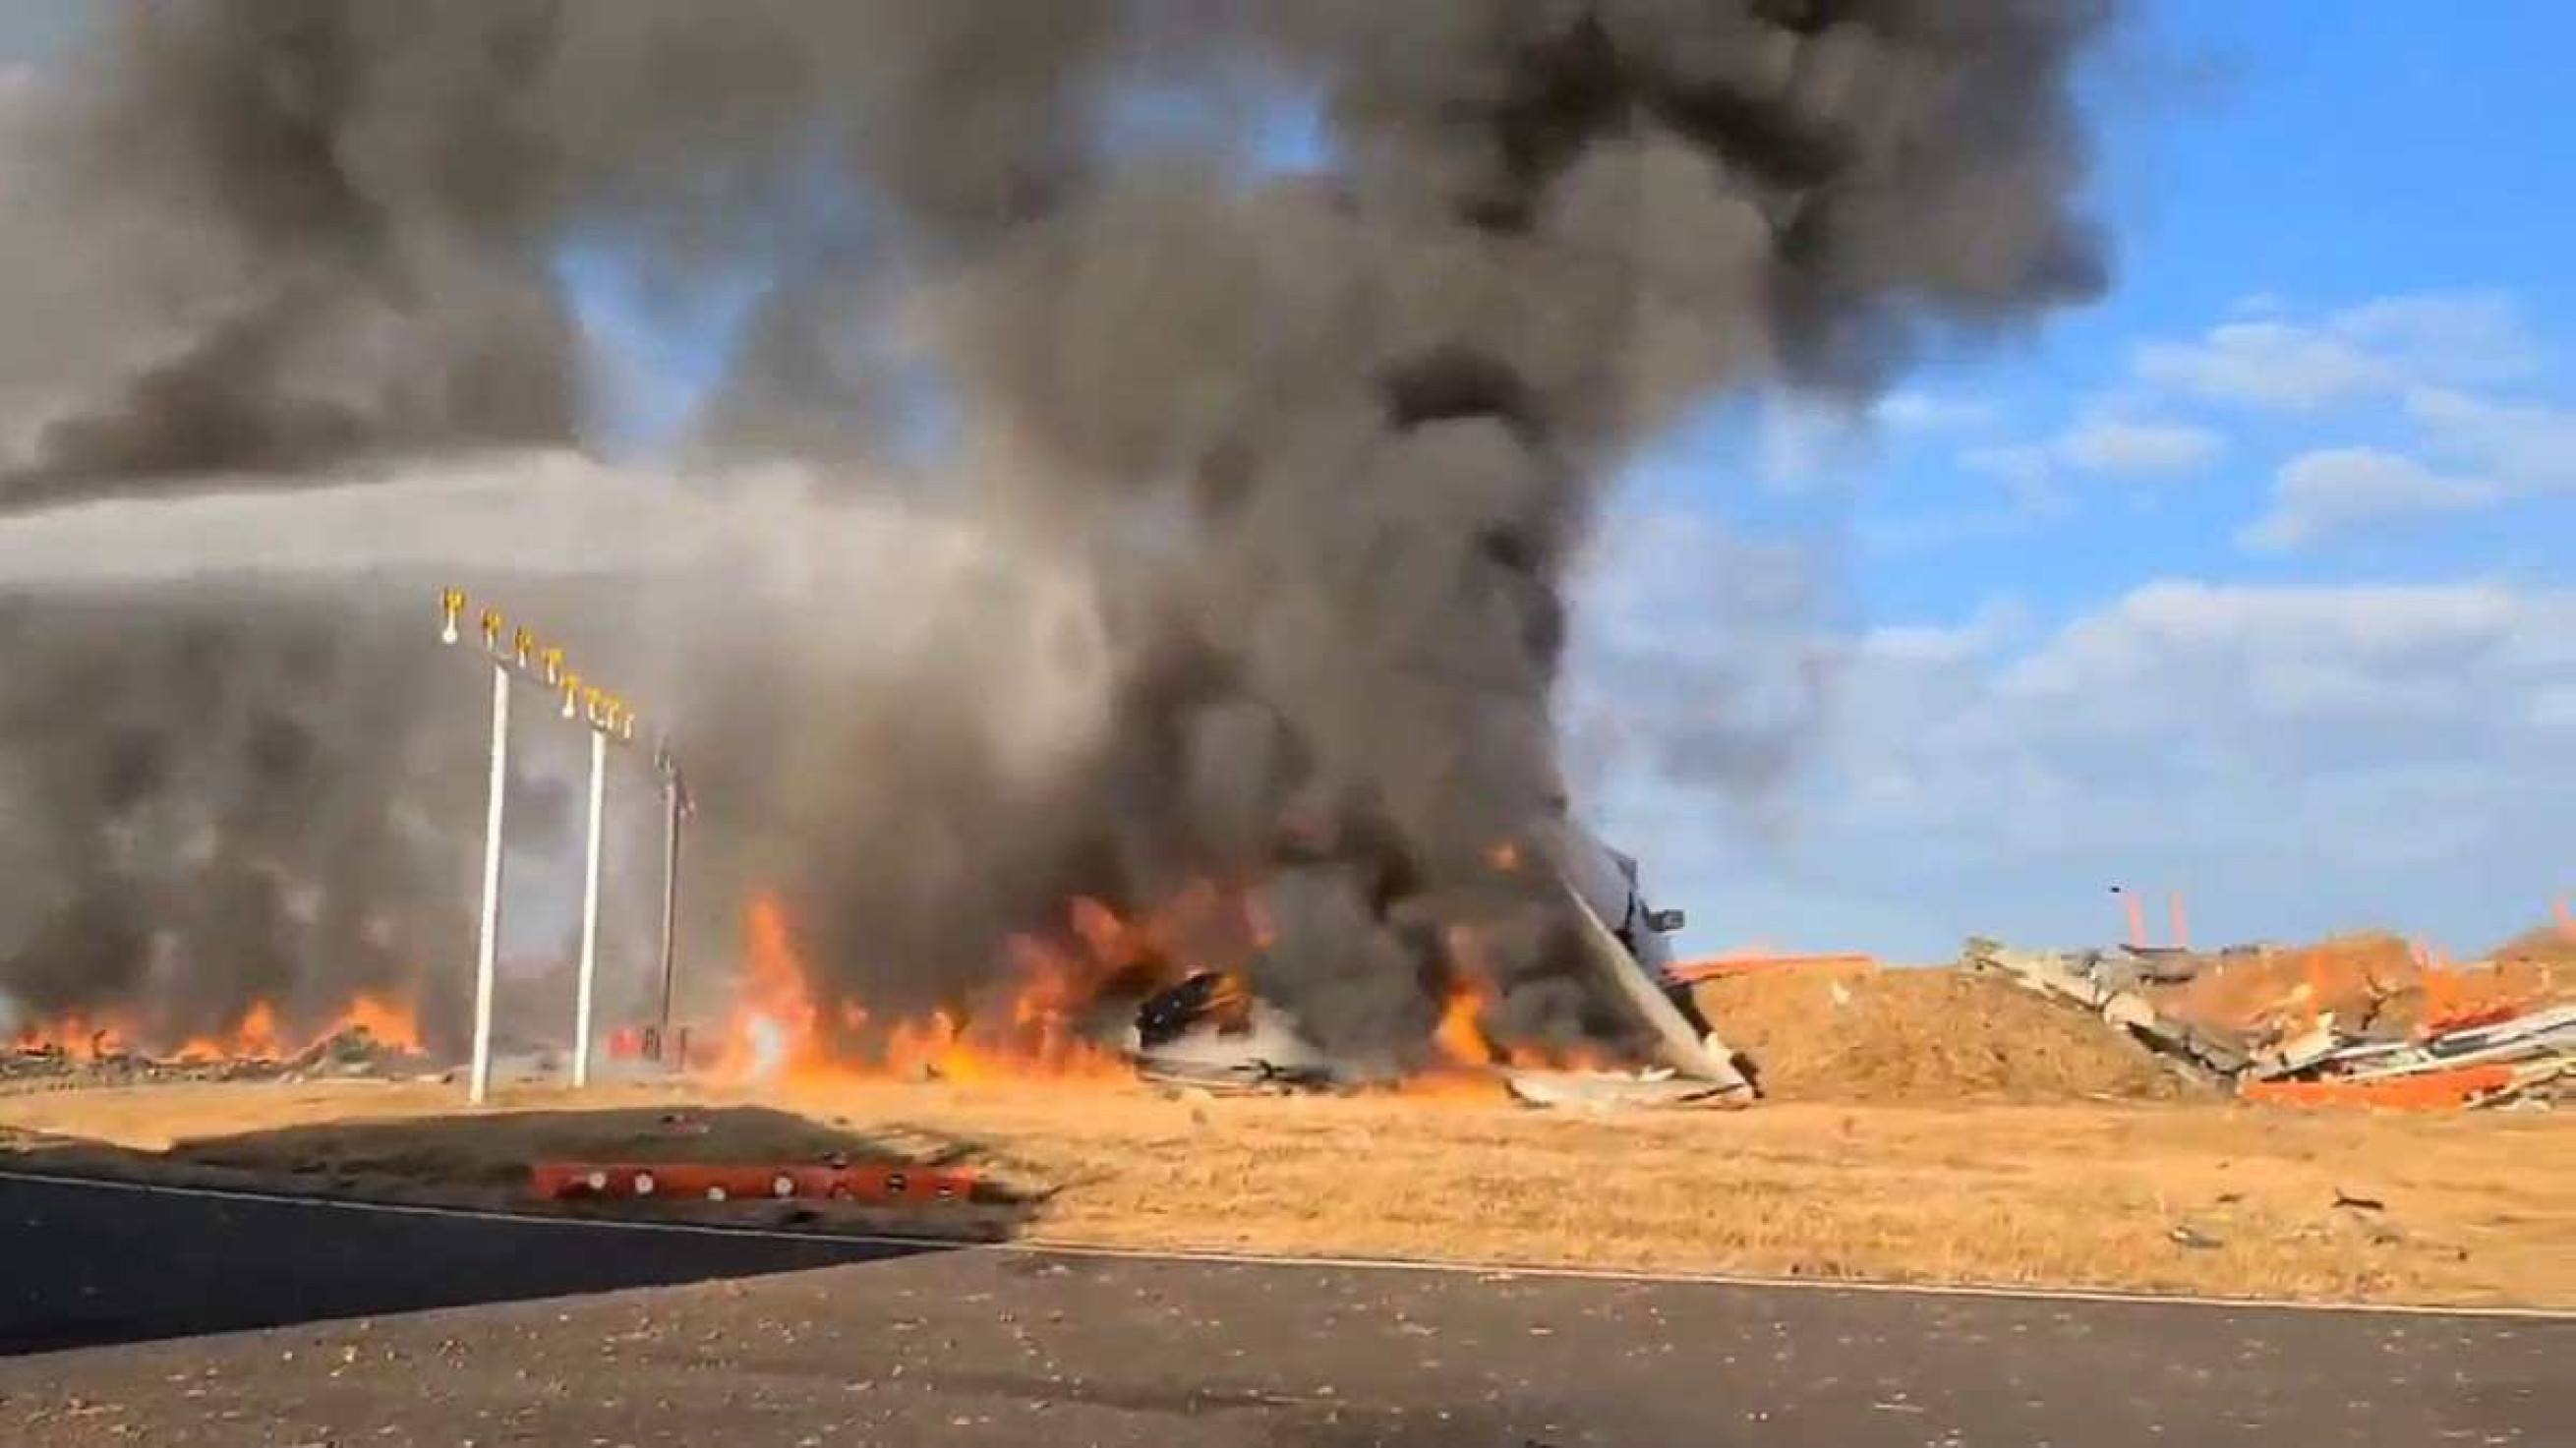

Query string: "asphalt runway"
[0, 1172, 2565, 1446]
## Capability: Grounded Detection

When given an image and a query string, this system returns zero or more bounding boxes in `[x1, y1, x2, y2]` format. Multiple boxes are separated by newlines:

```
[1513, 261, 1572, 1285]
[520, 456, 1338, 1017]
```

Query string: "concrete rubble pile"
[1963, 938, 2574, 1110]
[1962, 939, 2253, 1079]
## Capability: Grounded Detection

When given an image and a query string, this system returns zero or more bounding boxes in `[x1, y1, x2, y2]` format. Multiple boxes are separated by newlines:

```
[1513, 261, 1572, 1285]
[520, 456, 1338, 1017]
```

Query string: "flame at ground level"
[713, 887, 1263, 1087]
[11, 991, 425, 1063]
[712, 892, 1630, 1096]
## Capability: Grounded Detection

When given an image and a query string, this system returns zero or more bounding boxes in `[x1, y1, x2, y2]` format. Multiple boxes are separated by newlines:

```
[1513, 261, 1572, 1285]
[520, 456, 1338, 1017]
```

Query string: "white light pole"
[653, 743, 689, 1065]
[453, 599, 512, 1108]
[572, 723, 608, 1088]
[441, 589, 662, 1102]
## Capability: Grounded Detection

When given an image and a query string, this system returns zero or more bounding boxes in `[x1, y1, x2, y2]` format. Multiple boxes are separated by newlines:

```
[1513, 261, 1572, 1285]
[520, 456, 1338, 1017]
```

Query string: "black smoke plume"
[0, 2, 2112, 1065]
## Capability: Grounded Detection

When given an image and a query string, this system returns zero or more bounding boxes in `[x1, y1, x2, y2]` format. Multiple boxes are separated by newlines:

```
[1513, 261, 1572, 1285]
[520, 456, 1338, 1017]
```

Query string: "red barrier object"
[530, 1160, 979, 1204]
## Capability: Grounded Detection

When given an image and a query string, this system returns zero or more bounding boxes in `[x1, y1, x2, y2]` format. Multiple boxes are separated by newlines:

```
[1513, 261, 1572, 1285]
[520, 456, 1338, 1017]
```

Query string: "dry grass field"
[2, 1076, 2567, 1310]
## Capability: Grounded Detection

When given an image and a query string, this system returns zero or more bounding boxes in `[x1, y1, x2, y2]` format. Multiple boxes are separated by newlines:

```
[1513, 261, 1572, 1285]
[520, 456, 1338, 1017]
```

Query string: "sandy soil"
[2, 1077, 2567, 1310]
[1690, 968, 2194, 1102]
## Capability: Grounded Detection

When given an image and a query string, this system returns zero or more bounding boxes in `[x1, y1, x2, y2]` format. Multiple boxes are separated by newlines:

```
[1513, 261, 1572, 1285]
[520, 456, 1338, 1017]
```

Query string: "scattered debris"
[1500, 1069, 1749, 1113]
[1127, 979, 1343, 1095]
[1963, 937, 2574, 1111]
[1962, 939, 2251, 1078]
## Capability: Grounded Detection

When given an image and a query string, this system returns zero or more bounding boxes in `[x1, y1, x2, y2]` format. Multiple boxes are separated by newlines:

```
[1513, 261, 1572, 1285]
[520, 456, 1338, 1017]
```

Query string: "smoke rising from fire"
[0, 3, 2114, 1065]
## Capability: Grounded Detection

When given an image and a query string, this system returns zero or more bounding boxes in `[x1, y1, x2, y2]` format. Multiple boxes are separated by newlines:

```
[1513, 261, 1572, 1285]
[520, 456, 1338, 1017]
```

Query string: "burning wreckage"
[708, 812, 1760, 1112]
[1125, 821, 1754, 1108]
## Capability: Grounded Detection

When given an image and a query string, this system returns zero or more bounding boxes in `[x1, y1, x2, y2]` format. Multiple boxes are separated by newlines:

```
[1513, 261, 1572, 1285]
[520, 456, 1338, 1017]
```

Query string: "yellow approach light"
[439, 589, 466, 646]
[540, 648, 565, 688]
[480, 609, 505, 653]
[513, 628, 537, 670]
[560, 674, 582, 721]
[584, 686, 607, 728]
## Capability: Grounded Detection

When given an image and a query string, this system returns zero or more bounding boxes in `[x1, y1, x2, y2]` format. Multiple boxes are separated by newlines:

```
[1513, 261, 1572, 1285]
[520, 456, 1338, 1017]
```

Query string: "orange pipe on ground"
[2242, 1064, 2516, 1112]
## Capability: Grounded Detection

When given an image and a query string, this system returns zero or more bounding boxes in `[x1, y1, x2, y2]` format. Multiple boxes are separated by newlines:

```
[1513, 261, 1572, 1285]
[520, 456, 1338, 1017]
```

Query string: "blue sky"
[7, 5, 2569, 961]
[1588, 3, 2576, 958]
[1825, 0, 2576, 619]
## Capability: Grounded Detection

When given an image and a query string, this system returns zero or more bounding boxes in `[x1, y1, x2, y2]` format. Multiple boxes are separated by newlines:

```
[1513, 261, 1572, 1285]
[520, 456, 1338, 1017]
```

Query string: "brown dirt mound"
[1693, 967, 2187, 1103]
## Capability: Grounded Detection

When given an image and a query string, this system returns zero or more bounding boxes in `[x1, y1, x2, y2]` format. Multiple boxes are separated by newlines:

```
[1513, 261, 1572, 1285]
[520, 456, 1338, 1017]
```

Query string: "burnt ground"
[0, 1172, 2567, 1446]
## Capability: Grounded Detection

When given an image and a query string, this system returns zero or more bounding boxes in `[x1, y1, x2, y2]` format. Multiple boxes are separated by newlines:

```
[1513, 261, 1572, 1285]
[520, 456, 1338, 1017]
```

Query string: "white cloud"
[2054, 417, 2228, 476]
[1959, 442, 2068, 515]
[2238, 446, 2503, 552]
[1853, 599, 2029, 668]
[1753, 392, 1868, 492]
[1573, 572, 2576, 957]
[2133, 291, 2545, 413]
[2135, 321, 2391, 411]
[2334, 292, 2544, 382]
[1961, 412, 2226, 511]
[2049, 580, 2525, 664]
[2530, 685, 2576, 731]
[1873, 391, 1996, 434]
[1564, 507, 1837, 804]
[2407, 388, 2576, 491]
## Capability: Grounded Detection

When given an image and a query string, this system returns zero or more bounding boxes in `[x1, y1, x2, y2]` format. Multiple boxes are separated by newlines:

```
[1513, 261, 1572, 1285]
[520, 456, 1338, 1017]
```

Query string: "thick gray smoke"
[0, 590, 484, 1042]
[0, 2, 2111, 1066]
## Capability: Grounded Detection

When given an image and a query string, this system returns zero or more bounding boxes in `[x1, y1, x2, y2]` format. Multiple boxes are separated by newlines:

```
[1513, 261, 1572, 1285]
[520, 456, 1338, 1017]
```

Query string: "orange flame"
[712, 892, 833, 1083]
[1433, 973, 1498, 1068]
[322, 994, 425, 1054]
[237, 1001, 281, 1058]
[10, 1014, 131, 1061]
[698, 885, 1645, 1096]
[18, 991, 424, 1065]
[1412, 926, 1617, 1092]
[708, 887, 1261, 1088]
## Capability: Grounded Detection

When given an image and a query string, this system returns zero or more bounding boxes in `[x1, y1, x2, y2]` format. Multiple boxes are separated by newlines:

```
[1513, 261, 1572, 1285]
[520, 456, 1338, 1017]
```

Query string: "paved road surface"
[0, 1172, 2565, 1446]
